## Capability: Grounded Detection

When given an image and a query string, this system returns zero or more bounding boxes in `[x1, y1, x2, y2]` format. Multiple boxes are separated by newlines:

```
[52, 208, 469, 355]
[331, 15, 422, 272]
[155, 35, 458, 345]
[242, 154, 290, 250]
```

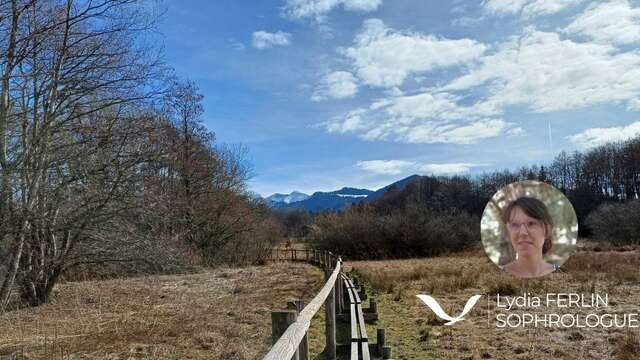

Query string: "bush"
[585, 201, 640, 245]
[214, 217, 284, 265]
[309, 204, 479, 260]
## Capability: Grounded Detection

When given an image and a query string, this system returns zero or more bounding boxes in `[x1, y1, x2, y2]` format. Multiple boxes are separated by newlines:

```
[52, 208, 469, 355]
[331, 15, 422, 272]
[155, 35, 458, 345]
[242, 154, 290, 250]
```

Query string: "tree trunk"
[0, 230, 25, 311]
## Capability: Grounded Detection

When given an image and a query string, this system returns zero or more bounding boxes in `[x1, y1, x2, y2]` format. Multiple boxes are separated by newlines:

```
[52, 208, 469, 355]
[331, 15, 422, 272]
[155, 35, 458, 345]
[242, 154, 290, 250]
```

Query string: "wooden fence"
[264, 249, 394, 360]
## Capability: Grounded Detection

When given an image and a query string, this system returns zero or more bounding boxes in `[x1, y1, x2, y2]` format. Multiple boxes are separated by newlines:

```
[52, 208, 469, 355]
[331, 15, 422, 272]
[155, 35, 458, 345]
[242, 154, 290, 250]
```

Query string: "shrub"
[585, 201, 640, 246]
[309, 204, 479, 260]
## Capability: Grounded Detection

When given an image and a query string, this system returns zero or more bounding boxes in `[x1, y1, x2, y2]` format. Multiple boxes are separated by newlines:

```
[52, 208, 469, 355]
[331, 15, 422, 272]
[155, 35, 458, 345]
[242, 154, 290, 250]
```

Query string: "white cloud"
[357, 160, 413, 175]
[324, 90, 516, 144]
[507, 127, 525, 136]
[443, 29, 640, 113]
[324, 109, 366, 133]
[522, 0, 584, 17]
[357, 160, 485, 175]
[283, 0, 382, 22]
[384, 92, 499, 121]
[451, 16, 484, 27]
[418, 163, 480, 175]
[483, 0, 529, 15]
[627, 98, 640, 111]
[483, 0, 584, 17]
[405, 118, 509, 144]
[567, 121, 640, 147]
[312, 71, 359, 101]
[252, 30, 292, 49]
[565, 0, 640, 45]
[343, 19, 486, 88]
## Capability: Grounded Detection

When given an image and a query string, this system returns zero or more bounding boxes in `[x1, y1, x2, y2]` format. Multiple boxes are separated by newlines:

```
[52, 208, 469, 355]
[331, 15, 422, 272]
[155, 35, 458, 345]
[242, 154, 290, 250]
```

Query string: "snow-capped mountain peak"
[266, 191, 310, 204]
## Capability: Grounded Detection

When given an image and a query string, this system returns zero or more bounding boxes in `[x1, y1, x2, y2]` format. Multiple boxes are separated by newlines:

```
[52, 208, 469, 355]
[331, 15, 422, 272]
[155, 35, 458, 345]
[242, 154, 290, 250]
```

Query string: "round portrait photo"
[481, 180, 578, 278]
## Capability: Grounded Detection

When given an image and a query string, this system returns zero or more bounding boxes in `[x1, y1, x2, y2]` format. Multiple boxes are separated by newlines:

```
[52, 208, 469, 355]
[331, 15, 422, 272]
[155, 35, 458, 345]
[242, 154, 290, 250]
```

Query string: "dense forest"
[0, 0, 282, 312]
[303, 136, 640, 259]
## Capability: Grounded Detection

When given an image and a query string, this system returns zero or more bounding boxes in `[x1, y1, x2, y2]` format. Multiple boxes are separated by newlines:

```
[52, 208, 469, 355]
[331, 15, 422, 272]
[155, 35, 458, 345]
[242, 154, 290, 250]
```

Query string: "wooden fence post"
[288, 300, 309, 360]
[339, 269, 345, 313]
[335, 273, 342, 315]
[382, 346, 393, 359]
[324, 270, 336, 360]
[377, 329, 385, 356]
[271, 310, 299, 360]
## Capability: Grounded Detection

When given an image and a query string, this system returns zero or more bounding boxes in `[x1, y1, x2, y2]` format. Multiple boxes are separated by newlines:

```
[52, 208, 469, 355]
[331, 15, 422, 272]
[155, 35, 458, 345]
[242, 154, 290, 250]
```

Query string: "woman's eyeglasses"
[508, 220, 543, 233]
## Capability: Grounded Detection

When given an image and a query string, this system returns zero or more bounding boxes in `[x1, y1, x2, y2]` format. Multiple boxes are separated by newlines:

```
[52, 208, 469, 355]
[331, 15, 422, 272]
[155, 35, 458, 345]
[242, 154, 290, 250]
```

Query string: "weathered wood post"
[336, 265, 343, 314]
[377, 329, 385, 356]
[271, 310, 299, 360]
[339, 271, 345, 312]
[382, 346, 393, 359]
[287, 300, 309, 360]
[370, 297, 377, 314]
[324, 270, 336, 360]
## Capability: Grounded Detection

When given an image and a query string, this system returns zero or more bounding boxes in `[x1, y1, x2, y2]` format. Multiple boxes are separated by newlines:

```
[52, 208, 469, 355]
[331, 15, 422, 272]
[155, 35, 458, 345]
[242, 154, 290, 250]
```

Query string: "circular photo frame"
[481, 180, 578, 278]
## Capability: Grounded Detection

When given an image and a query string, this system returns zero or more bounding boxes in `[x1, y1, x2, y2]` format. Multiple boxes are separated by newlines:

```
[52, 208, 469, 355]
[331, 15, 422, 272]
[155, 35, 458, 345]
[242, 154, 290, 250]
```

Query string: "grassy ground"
[2, 244, 638, 359]
[0, 262, 324, 360]
[347, 247, 640, 359]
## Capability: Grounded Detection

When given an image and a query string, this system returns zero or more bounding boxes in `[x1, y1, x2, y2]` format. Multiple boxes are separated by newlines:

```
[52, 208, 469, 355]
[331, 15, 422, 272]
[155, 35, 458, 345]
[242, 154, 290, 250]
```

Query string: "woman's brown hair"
[502, 197, 554, 254]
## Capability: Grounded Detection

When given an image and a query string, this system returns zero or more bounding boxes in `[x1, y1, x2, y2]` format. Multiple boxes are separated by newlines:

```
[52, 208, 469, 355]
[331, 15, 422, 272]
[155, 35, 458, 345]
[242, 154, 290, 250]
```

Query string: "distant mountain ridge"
[266, 191, 309, 204]
[364, 174, 421, 203]
[266, 175, 421, 212]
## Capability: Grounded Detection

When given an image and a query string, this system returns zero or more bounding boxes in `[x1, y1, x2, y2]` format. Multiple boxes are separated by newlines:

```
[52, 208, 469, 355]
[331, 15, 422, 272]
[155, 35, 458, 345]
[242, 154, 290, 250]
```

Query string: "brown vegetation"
[0, 262, 323, 359]
[348, 248, 640, 359]
[586, 200, 640, 246]
[310, 204, 479, 260]
[0, 0, 282, 312]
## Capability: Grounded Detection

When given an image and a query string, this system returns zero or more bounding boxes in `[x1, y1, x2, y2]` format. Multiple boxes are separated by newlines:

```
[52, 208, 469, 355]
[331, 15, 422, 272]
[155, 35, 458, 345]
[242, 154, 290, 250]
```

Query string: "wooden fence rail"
[263, 252, 340, 360]
[265, 248, 393, 360]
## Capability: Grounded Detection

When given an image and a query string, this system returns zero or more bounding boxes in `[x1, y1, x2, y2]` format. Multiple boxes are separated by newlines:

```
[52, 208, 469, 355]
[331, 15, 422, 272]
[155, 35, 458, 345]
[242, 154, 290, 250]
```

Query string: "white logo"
[416, 294, 482, 325]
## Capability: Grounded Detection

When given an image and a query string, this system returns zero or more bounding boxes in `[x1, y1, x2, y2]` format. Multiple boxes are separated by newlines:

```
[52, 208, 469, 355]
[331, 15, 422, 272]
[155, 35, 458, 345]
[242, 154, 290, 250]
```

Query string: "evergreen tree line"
[0, 1, 281, 311]
[304, 136, 640, 259]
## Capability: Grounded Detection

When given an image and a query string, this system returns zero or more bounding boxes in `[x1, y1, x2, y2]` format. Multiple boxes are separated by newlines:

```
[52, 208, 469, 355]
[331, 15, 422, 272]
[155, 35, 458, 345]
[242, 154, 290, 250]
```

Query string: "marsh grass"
[613, 331, 640, 360]
[347, 249, 640, 359]
[0, 263, 324, 359]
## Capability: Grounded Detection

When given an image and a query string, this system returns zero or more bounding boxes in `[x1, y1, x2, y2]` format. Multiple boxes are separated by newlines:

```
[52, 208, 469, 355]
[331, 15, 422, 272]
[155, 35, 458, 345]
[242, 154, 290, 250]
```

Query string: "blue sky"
[157, 0, 640, 197]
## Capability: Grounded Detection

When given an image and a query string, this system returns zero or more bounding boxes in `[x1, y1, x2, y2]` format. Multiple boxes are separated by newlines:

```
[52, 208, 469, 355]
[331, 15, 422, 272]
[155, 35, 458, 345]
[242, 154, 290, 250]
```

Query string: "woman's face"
[507, 206, 546, 259]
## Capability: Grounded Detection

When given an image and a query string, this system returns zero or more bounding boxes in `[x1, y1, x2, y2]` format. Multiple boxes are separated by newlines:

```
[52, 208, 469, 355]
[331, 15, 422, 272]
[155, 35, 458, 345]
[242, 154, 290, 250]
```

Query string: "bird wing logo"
[416, 294, 482, 325]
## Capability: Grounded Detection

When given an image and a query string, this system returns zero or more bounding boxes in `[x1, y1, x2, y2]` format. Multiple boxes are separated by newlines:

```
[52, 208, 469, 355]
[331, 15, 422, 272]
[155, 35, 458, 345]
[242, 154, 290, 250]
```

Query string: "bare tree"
[0, 0, 163, 310]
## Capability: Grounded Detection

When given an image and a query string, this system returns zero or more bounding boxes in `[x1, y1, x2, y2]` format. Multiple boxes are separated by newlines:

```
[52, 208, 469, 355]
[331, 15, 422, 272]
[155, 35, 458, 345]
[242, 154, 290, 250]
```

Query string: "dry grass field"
[2, 244, 639, 360]
[347, 246, 640, 360]
[0, 262, 324, 360]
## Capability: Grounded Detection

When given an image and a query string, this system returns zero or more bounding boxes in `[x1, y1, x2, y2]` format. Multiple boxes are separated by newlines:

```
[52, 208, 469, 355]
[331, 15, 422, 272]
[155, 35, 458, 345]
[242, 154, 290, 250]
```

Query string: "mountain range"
[266, 191, 310, 204]
[265, 175, 420, 212]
